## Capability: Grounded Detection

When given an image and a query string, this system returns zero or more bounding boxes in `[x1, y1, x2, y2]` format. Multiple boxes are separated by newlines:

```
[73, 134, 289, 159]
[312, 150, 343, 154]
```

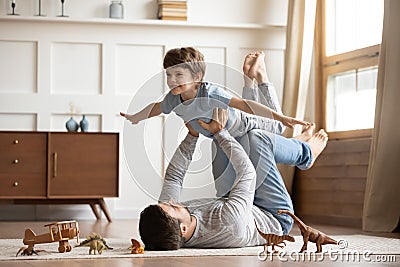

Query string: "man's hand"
[185, 122, 199, 137]
[198, 108, 228, 134]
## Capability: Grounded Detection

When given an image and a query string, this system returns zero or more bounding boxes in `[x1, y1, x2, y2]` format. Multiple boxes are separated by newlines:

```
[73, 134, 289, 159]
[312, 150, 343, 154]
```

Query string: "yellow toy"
[75, 232, 113, 255]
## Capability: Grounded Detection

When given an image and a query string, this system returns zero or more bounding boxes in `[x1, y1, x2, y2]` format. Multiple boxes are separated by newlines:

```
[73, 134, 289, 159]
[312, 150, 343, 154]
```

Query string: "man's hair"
[163, 47, 206, 81]
[139, 204, 183, 250]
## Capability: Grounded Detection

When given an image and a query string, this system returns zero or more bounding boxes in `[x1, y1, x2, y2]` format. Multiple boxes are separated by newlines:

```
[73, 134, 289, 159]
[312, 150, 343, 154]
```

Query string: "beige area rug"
[1, 235, 399, 261]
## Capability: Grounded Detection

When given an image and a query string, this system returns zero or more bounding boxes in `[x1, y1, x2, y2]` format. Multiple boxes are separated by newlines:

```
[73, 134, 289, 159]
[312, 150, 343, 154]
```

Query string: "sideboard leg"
[98, 198, 112, 222]
[89, 203, 101, 220]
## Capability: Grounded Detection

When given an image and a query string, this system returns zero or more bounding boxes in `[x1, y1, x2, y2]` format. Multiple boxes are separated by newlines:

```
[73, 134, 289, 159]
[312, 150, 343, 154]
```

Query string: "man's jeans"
[212, 129, 313, 234]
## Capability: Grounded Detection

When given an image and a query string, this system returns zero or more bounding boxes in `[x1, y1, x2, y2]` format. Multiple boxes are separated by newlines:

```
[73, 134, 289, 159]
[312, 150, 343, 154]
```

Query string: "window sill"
[327, 129, 373, 140]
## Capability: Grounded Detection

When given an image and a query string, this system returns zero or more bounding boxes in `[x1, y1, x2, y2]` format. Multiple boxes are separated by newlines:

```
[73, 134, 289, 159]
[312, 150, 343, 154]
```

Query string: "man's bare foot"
[248, 51, 268, 83]
[293, 123, 316, 142]
[243, 53, 257, 87]
[243, 53, 257, 76]
[306, 129, 328, 169]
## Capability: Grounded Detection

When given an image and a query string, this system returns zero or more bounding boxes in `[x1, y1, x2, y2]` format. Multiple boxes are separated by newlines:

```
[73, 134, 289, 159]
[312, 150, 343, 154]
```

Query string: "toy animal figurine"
[16, 220, 79, 256]
[254, 219, 295, 253]
[129, 238, 144, 254]
[278, 210, 338, 253]
[75, 232, 113, 255]
[16, 247, 43, 257]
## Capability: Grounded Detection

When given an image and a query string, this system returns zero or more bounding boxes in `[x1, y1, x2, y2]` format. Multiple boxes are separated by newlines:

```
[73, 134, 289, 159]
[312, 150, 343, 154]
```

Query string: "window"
[326, 67, 378, 131]
[316, 0, 384, 138]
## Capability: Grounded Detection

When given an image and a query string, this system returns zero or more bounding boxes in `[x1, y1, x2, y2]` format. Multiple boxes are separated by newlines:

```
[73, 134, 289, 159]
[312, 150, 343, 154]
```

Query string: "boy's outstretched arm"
[120, 102, 162, 124]
[229, 97, 310, 128]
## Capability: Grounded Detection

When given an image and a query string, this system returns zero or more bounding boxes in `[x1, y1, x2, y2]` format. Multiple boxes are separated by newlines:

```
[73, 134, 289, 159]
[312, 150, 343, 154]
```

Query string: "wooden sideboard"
[0, 131, 119, 222]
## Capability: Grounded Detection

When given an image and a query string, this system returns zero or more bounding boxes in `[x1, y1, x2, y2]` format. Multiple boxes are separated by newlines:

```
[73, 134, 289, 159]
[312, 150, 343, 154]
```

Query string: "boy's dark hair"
[163, 47, 206, 81]
[139, 204, 183, 250]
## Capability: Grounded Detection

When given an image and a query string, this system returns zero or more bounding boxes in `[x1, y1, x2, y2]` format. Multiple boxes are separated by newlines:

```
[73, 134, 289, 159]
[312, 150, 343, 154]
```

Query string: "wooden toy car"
[18, 220, 80, 255]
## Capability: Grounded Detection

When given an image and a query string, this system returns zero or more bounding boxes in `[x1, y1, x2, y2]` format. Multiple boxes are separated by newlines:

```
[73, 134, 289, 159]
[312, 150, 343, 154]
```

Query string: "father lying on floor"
[138, 108, 327, 250]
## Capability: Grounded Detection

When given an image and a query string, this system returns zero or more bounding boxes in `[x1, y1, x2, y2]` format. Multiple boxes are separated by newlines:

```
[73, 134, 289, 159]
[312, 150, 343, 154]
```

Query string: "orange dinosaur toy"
[278, 210, 338, 253]
[254, 219, 295, 253]
[129, 238, 144, 254]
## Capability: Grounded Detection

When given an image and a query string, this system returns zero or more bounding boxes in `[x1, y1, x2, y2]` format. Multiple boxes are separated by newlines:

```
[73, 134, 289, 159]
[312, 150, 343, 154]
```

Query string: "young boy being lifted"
[120, 47, 310, 138]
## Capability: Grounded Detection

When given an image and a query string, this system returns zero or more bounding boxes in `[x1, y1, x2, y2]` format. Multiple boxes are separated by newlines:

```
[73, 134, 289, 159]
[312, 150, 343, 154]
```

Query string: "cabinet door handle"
[53, 152, 58, 178]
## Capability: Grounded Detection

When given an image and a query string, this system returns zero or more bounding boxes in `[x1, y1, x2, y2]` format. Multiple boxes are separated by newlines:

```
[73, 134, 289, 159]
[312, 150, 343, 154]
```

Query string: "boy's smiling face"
[165, 66, 200, 100]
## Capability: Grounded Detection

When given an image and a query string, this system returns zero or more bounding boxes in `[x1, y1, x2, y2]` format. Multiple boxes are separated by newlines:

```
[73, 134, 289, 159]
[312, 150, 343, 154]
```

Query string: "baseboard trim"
[297, 214, 362, 228]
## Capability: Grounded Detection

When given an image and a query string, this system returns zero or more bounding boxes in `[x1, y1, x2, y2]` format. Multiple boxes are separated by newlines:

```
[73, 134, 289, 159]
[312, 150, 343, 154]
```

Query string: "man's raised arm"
[198, 109, 256, 217]
[158, 130, 198, 203]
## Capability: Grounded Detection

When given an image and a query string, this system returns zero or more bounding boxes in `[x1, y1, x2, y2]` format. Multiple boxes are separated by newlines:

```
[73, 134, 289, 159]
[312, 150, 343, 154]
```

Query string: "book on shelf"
[158, 10, 187, 17]
[159, 3, 188, 9]
[158, 0, 187, 3]
[159, 16, 188, 21]
[158, 11, 187, 19]
[157, 0, 187, 21]
[159, 7, 187, 13]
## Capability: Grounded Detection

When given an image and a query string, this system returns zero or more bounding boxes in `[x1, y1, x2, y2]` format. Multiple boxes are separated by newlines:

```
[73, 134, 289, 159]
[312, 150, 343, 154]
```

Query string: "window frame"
[315, 0, 381, 139]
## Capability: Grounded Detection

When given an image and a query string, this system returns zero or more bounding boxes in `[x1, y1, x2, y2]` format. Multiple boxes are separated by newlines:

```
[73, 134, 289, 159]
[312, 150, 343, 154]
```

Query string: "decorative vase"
[66, 117, 79, 132]
[79, 115, 89, 132]
[109, 1, 124, 19]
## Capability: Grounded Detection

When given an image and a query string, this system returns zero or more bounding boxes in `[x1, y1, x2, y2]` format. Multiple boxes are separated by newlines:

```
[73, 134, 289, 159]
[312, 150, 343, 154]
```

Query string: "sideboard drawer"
[0, 132, 47, 152]
[0, 173, 46, 198]
[0, 151, 47, 174]
[0, 132, 47, 175]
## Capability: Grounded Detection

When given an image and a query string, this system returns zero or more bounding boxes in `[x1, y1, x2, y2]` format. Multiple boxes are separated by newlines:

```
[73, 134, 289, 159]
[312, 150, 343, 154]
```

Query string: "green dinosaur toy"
[75, 232, 113, 255]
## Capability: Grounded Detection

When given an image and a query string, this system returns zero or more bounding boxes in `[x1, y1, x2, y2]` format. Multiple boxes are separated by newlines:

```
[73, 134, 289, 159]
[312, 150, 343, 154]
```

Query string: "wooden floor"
[1, 219, 399, 267]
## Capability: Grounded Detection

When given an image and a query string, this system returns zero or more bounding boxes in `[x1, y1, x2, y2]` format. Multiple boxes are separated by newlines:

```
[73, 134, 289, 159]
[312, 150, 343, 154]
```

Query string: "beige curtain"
[363, 0, 400, 232]
[280, 0, 317, 195]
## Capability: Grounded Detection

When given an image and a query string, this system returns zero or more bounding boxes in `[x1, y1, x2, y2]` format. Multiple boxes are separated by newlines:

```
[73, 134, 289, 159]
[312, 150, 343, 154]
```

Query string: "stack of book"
[157, 0, 188, 21]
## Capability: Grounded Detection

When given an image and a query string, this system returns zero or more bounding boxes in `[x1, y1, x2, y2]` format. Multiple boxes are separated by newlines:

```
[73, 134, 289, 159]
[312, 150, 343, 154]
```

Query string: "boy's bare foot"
[293, 123, 316, 142]
[248, 51, 268, 83]
[305, 129, 328, 169]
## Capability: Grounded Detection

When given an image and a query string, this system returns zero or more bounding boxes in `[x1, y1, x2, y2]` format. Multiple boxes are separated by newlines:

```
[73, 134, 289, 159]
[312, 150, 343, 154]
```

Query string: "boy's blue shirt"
[161, 82, 236, 138]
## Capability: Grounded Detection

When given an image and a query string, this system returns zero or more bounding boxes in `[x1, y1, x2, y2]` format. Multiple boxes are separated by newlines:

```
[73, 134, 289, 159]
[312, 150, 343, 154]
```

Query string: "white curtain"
[280, 0, 317, 194]
[363, 0, 400, 232]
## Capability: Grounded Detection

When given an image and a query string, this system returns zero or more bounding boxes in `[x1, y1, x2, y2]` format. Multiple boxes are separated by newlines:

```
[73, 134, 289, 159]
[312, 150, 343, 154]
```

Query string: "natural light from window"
[325, 0, 384, 56]
[324, 0, 383, 132]
[326, 67, 378, 131]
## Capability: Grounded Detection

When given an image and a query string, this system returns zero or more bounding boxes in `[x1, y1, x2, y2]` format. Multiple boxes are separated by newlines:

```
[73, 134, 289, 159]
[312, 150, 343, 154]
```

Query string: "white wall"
[0, 0, 288, 220]
[0, 0, 287, 24]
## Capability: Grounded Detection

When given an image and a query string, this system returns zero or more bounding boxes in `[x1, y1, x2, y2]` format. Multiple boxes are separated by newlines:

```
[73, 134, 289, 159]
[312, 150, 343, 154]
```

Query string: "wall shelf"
[0, 15, 286, 30]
